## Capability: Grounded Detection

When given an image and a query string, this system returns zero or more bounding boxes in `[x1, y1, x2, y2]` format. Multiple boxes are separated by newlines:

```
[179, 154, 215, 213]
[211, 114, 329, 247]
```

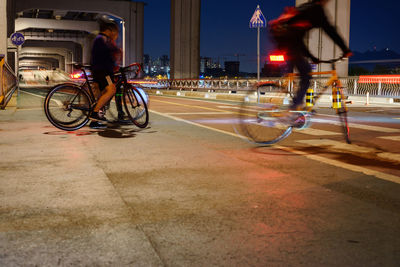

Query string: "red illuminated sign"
[269, 55, 285, 62]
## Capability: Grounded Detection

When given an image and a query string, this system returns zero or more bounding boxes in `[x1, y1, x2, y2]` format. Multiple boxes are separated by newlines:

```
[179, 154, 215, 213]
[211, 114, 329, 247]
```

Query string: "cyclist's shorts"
[92, 70, 114, 91]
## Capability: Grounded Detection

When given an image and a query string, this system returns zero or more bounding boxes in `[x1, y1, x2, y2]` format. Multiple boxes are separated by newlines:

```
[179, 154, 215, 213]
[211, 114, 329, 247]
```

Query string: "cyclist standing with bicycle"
[89, 15, 121, 128]
[269, 0, 352, 110]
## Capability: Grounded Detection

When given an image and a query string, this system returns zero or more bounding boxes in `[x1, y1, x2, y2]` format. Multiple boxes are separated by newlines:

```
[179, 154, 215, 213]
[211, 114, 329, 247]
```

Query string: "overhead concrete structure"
[296, 0, 351, 76]
[170, 0, 201, 79]
[19, 32, 96, 65]
[15, 0, 144, 66]
[21, 47, 71, 72]
[19, 57, 59, 69]
[22, 40, 82, 72]
[15, 18, 98, 33]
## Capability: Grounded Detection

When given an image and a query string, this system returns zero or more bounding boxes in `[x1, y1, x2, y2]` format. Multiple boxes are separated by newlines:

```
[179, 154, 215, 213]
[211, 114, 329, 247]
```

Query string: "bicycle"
[236, 57, 351, 145]
[44, 63, 149, 131]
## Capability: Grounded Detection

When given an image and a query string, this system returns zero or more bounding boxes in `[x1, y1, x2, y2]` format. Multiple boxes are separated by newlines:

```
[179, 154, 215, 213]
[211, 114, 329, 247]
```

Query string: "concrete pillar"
[170, 0, 201, 79]
[81, 35, 95, 65]
[296, 0, 351, 76]
[125, 2, 144, 66]
[6, 0, 16, 70]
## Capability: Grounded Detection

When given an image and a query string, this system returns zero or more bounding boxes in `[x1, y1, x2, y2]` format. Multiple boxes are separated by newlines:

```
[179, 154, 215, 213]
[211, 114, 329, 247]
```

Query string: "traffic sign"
[10, 32, 25, 46]
[249, 5, 267, 28]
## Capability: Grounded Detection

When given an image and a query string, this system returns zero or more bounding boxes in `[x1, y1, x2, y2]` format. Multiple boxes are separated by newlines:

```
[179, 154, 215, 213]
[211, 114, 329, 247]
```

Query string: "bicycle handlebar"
[119, 62, 141, 73]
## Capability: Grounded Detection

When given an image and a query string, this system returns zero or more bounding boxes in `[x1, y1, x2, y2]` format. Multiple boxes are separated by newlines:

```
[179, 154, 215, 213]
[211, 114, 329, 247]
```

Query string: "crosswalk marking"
[218, 104, 399, 133]
[312, 118, 399, 133]
[296, 139, 400, 164]
[379, 136, 400, 141]
[297, 139, 376, 153]
[166, 112, 230, 115]
[151, 109, 400, 184]
[297, 128, 340, 136]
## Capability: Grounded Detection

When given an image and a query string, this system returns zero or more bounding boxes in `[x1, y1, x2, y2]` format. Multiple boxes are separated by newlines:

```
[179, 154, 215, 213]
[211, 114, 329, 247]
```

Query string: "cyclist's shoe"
[115, 115, 133, 125]
[89, 121, 107, 129]
[289, 104, 305, 112]
[291, 113, 306, 128]
[90, 111, 107, 122]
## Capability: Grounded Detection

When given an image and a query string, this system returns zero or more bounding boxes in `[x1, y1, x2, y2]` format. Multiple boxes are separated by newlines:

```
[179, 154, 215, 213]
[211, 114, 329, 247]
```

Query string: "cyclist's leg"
[92, 73, 116, 112]
[94, 85, 116, 112]
[115, 84, 126, 118]
[289, 53, 311, 109]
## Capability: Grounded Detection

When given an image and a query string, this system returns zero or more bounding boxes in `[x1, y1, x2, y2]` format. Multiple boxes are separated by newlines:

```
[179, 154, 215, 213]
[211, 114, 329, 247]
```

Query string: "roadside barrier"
[140, 75, 400, 105]
[0, 55, 17, 109]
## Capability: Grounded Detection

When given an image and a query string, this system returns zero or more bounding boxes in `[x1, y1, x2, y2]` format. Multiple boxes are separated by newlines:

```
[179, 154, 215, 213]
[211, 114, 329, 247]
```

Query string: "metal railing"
[0, 55, 18, 109]
[142, 76, 400, 98]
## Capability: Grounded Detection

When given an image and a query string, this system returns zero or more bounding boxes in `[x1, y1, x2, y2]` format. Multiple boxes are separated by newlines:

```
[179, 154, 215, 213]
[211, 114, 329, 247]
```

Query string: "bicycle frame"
[278, 62, 346, 112]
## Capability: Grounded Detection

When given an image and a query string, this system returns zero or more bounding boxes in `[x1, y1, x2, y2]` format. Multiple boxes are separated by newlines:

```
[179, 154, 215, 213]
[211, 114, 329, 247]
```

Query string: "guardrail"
[0, 55, 18, 109]
[141, 76, 400, 99]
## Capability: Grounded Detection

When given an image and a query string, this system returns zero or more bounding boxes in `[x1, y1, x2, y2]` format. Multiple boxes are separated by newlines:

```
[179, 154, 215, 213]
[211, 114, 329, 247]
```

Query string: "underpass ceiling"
[18, 9, 99, 21]
[16, 9, 98, 69]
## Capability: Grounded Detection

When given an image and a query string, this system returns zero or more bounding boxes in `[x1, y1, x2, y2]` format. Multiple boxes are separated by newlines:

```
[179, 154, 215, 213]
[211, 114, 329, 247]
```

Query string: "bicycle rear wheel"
[44, 84, 92, 131]
[123, 84, 149, 128]
[236, 84, 293, 145]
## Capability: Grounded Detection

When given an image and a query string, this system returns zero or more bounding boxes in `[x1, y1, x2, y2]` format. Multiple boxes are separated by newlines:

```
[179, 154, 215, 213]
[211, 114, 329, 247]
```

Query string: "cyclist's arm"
[319, 10, 349, 53]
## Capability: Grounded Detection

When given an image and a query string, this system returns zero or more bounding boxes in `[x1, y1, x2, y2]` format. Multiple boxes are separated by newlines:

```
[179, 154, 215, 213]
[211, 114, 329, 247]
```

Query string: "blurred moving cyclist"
[269, 0, 352, 110]
[89, 15, 122, 128]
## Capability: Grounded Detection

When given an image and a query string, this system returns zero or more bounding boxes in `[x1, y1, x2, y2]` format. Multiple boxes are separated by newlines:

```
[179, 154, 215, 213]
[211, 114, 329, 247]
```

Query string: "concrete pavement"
[0, 91, 399, 266]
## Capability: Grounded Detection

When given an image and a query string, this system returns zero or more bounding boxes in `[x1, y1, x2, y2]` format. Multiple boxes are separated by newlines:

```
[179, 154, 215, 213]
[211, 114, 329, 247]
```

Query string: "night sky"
[143, 0, 400, 72]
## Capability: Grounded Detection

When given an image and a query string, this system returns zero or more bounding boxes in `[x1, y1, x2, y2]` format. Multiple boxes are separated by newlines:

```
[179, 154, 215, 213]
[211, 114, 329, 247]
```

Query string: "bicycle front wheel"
[336, 87, 351, 144]
[123, 84, 149, 128]
[236, 85, 293, 145]
[44, 84, 92, 131]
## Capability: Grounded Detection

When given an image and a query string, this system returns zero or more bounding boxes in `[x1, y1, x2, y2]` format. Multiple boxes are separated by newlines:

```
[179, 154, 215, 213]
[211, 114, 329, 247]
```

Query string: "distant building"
[205, 67, 224, 77]
[224, 61, 240, 77]
[143, 54, 170, 77]
[261, 62, 286, 77]
[143, 54, 151, 74]
[200, 57, 213, 73]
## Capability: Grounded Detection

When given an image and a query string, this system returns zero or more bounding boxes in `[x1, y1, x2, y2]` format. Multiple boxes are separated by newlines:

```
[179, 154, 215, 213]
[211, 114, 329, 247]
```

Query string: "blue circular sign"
[10, 32, 25, 46]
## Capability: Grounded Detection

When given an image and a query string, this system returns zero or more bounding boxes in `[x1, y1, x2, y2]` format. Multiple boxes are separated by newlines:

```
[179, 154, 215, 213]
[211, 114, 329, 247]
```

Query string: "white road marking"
[297, 128, 340, 136]
[296, 139, 400, 164]
[379, 136, 400, 141]
[297, 139, 377, 154]
[312, 118, 399, 133]
[218, 104, 399, 133]
[20, 90, 46, 99]
[21, 89, 62, 106]
[217, 105, 241, 109]
[166, 112, 232, 115]
[150, 109, 400, 184]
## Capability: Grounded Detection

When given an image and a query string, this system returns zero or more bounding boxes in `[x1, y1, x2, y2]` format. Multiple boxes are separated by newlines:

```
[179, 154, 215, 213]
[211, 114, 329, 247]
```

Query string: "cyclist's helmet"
[98, 14, 118, 32]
